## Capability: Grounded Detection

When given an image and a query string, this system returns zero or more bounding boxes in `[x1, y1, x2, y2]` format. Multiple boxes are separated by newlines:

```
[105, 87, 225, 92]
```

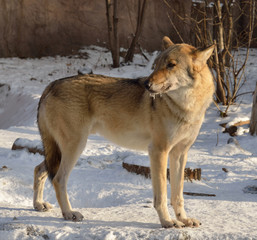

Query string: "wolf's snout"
[144, 77, 163, 94]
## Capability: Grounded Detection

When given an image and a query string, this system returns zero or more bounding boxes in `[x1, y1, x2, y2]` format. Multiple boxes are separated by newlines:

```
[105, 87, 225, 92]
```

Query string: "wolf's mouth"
[161, 84, 172, 92]
[150, 84, 172, 94]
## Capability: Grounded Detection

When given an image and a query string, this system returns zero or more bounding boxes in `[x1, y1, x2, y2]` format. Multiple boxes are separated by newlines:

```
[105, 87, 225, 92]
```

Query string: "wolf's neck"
[162, 87, 210, 123]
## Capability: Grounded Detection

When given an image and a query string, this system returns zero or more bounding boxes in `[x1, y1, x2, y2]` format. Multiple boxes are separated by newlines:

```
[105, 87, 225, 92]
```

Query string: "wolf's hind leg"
[33, 161, 53, 211]
[52, 135, 88, 222]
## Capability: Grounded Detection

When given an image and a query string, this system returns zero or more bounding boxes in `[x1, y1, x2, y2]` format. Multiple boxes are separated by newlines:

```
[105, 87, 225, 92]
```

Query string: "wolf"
[33, 36, 214, 228]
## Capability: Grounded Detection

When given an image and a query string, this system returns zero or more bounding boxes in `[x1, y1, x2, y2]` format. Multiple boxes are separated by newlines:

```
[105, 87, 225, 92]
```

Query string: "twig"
[183, 192, 216, 197]
[138, 44, 149, 61]
[233, 91, 254, 100]
[216, 128, 219, 147]
[167, 13, 184, 43]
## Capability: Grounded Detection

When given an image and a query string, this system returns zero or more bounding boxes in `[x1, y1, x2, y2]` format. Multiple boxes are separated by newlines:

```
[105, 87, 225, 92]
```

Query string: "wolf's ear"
[193, 45, 215, 71]
[162, 36, 174, 50]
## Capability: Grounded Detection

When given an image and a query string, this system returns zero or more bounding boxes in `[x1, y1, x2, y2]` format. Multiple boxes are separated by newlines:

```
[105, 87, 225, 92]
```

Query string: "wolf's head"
[144, 36, 214, 96]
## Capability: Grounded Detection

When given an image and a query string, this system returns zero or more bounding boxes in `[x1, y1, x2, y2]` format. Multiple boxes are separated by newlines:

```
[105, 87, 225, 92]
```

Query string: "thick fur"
[33, 37, 215, 228]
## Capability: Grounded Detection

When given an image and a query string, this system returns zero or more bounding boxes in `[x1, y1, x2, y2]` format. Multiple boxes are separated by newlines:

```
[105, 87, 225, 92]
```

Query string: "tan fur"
[33, 37, 215, 228]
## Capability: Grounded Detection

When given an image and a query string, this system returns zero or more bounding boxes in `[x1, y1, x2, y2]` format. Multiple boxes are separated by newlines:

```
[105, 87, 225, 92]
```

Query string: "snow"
[0, 46, 257, 239]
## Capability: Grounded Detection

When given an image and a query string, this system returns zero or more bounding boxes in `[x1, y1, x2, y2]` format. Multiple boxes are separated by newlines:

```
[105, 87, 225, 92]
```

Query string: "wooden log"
[122, 162, 201, 181]
[250, 83, 257, 135]
[122, 162, 151, 178]
[11, 138, 44, 155]
[184, 167, 201, 181]
[122, 163, 217, 197]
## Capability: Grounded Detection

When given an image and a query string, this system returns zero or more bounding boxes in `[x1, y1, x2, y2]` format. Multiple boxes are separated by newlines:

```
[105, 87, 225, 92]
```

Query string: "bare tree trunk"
[125, 0, 148, 63]
[215, 0, 228, 105]
[214, 40, 227, 105]
[216, 0, 224, 51]
[105, 0, 119, 68]
[247, 0, 256, 135]
[249, 0, 257, 132]
[250, 83, 257, 135]
[105, 0, 113, 52]
[112, 0, 119, 67]
[223, 0, 233, 103]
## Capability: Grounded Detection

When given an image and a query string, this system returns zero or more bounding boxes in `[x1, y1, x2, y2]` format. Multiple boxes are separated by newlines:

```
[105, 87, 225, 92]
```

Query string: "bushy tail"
[38, 117, 61, 181]
[44, 136, 61, 181]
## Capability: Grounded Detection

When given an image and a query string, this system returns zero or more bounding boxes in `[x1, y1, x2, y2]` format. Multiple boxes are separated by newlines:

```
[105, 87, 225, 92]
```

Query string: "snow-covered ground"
[0, 46, 257, 239]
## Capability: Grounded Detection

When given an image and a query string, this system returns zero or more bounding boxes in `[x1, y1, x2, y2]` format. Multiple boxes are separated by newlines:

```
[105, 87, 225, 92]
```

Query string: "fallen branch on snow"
[220, 120, 250, 136]
[122, 162, 201, 181]
[11, 138, 44, 155]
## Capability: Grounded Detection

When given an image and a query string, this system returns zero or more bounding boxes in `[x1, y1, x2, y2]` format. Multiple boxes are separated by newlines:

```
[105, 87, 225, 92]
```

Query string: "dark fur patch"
[44, 141, 62, 181]
[187, 67, 195, 81]
[151, 97, 155, 110]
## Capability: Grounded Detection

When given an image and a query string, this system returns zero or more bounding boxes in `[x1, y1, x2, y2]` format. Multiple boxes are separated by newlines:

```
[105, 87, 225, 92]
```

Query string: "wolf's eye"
[166, 62, 175, 69]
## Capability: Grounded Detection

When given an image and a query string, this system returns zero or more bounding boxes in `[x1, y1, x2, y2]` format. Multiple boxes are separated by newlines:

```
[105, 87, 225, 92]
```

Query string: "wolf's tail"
[38, 112, 61, 181]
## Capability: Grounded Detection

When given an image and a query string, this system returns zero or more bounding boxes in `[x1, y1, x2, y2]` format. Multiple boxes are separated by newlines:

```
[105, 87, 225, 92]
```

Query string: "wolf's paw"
[34, 201, 53, 212]
[180, 218, 201, 228]
[63, 211, 84, 222]
[161, 219, 185, 228]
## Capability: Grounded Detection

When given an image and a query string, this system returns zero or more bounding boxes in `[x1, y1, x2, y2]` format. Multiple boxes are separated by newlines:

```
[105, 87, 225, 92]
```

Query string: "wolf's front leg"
[169, 146, 201, 227]
[149, 145, 185, 228]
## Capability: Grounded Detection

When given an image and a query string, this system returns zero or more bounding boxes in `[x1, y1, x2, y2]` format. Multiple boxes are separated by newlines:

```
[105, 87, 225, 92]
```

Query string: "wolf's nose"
[144, 79, 152, 90]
